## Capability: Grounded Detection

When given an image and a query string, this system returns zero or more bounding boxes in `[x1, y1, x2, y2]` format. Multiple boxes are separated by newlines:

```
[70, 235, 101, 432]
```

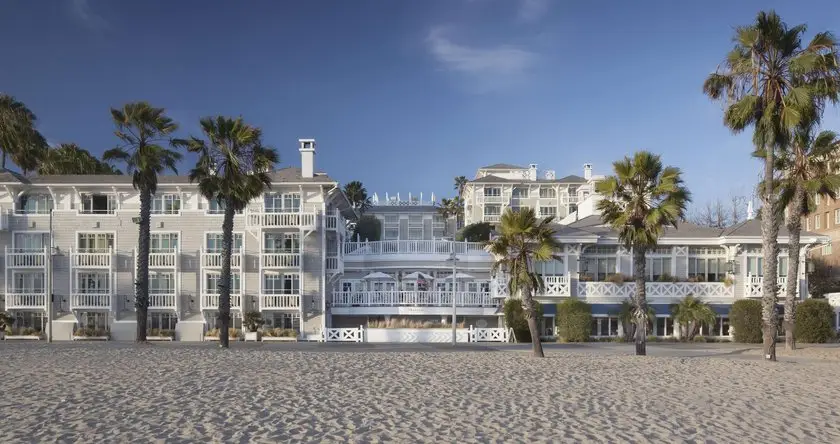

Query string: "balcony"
[477, 195, 508, 204]
[5, 247, 47, 268]
[261, 253, 300, 268]
[70, 292, 112, 310]
[333, 291, 496, 307]
[201, 249, 243, 269]
[326, 255, 341, 273]
[576, 281, 736, 300]
[744, 275, 788, 298]
[148, 293, 177, 310]
[247, 212, 317, 229]
[259, 294, 301, 310]
[72, 249, 113, 268]
[491, 275, 570, 298]
[148, 249, 178, 268]
[344, 240, 487, 256]
[200, 294, 243, 311]
[484, 214, 501, 223]
[5, 293, 47, 310]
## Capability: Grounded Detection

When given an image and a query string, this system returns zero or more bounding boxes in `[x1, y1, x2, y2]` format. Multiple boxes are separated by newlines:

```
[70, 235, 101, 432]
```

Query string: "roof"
[468, 174, 589, 184]
[479, 163, 525, 170]
[722, 218, 820, 238]
[565, 215, 729, 239]
[0, 169, 28, 184]
[1, 167, 337, 186]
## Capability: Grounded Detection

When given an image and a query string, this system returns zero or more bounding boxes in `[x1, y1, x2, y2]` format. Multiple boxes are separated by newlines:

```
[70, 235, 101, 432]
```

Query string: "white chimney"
[583, 163, 592, 181]
[299, 139, 316, 178]
[528, 164, 538, 181]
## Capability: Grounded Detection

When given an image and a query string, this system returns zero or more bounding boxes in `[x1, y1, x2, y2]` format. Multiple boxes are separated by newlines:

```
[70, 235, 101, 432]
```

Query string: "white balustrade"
[5, 247, 47, 268]
[247, 212, 316, 228]
[332, 291, 495, 307]
[148, 250, 177, 268]
[148, 293, 177, 309]
[201, 250, 242, 268]
[261, 253, 300, 268]
[323, 327, 364, 342]
[468, 326, 510, 342]
[542, 276, 571, 297]
[744, 275, 787, 298]
[326, 256, 340, 271]
[70, 293, 112, 310]
[484, 214, 501, 223]
[577, 281, 736, 299]
[343, 240, 486, 256]
[260, 294, 301, 309]
[72, 249, 112, 268]
[5, 293, 47, 309]
[201, 294, 243, 310]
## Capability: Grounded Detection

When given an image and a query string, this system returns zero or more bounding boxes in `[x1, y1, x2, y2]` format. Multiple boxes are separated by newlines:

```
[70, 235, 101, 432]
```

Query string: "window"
[264, 232, 299, 253]
[746, 256, 788, 277]
[80, 193, 116, 214]
[16, 193, 53, 214]
[13, 232, 49, 251]
[590, 316, 620, 337]
[826, 212, 831, 229]
[77, 272, 110, 293]
[646, 257, 672, 281]
[539, 187, 556, 199]
[264, 193, 300, 213]
[263, 273, 300, 294]
[816, 214, 821, 229]
[79, 312, 108, 330]
[383, 215, 400, 240]
[206, 233, 243, 252]
[484, 205, 501, 216]
[536, 259, 564, 275]
[149, 272, 175, 294]
[432, 215, 445, 238]
[484, 187, 501, 197]
[270, 312, 299, 329]
[582, 257, 617, 281]
[539, 206, 557, 218]
[13, 271, 45, 292]
[151, 194, 181, 214]
[207, 197, 244, 215]
[13, 311, 45, 331]
[824, 243, 833, 256]
[408, 215, 423, 240]
[835, 209, 840, 225]
[149, 312, 177, 330]
[816, 194, 821, 205]
[205, 272, 241, 294]
[655, 317, 675, 337]
[511, 187, 528, 198]
[687, 248, 726, 282]
[150, 233, 179, 252]
[77, 233, 114, 252]
[807, 218, 811, 231]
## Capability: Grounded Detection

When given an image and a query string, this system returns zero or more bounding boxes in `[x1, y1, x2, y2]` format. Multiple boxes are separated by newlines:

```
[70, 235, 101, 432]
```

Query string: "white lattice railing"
[343, 240, 486, 256]
[5, 247, 48, 268]
[261, 253, 300, 268]
[201, 250, 242, 269]
[200, 294, 243, 310]
[71, 249, 113, 268]
[260, 294, 301, 310]
[468, 326, 509, 342]
[543, 276, 571, 297]
[323, 327, 364, 342]
[70, 293, 112, 310]
[577, 281, 736, 299]
[331, 291, 496, 307]
[744, 275, 787, 298]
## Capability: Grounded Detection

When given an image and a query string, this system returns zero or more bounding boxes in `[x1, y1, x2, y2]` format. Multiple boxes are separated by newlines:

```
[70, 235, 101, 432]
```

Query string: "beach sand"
[1, 343, 839, 443]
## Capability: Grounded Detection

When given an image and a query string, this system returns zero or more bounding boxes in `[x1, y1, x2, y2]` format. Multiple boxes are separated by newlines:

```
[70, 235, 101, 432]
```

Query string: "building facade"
[803, 194, 840, 269]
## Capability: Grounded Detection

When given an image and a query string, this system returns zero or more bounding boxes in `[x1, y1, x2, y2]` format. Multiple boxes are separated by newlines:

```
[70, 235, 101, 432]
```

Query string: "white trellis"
[323, 326, 364, 342]
[468, 326, 510, 342]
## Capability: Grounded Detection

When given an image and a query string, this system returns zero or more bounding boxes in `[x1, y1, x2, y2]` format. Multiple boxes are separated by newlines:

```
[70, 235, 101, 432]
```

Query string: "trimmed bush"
[556, 300, 592, 342]
[729, 299, 762, 343]
[456, 222, 493, 242]
[503, 299, 543, 343]
[352, 215, 382, 242]
[794, 299, 836, 343]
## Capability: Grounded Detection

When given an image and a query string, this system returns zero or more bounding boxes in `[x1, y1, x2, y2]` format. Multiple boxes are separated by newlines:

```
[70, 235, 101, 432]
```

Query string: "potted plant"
[0, 312, 14, 340]
[243, 311, 263, 341]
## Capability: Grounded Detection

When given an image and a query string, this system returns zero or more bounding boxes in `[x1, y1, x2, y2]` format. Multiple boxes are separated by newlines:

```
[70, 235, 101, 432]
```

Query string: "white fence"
[321, 326, 510, 343]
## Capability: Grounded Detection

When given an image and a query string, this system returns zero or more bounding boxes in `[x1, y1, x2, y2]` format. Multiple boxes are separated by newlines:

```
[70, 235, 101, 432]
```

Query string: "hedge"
[455, 222, 493, 242]
[556, 300, 592, 342]
[503, 299, 543, 343]
[794, 299, 836, 343]
[729, 299, 762, 343]
[352, 215, 382, 242]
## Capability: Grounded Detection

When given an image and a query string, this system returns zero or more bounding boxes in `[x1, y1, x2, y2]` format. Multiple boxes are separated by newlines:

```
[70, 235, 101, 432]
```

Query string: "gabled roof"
[469, 175, 519, 184]
[468, 174, 589, 184]
[721, 218, 820, 239]
[4, 167, 336, 186]
[564, 215, 727, 239]
[479, 163, 525, 170]
[555, 174, 587, 183]
[0, 169, 29, 184]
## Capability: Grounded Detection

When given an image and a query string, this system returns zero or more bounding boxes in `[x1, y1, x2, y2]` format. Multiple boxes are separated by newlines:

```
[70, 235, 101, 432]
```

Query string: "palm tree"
[615, 299, 656, 342]
[39, 143, 122, 175]
[670, 295, 717, 341]
[343, 180, 371, 213]
[454, 176, 468, 197]
[703, 10, 840, 360]
[186, 116, 278, 348]
[437, 197, 464, 224]
[777, 126, 840, 350]
[0, 94, 47, 173]
[486, 207, 561, 357]
[104, 102, 181, 342]
[596, 151, 691, 355]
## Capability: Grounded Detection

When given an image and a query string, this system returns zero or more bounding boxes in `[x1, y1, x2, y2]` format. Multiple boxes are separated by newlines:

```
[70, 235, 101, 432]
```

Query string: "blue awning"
[541, 303, 556, 316]
[709, 304, 731, 315]
[591, 304, 623, 316]
[649, 304, 672, 316]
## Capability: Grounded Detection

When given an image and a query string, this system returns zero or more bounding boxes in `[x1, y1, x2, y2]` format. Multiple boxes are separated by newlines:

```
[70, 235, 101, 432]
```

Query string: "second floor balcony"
[5, 293, 47, 310]
[332, 291, 496, 308]
[576, 280, 736, 301]
[261, 252, 300, 268]
[147, 249, 178, 268]
[259, 294, 301, 310]
[344, 240, 487, 258]
[148, 293, 178, 310]
[71, 248, 113, 268]
[201, 249, 243, 269]
[200, 294, 243, 311]
[5, 247, 48, 268]
[744, 275, 789, 298]
[70, 291, 112, 311]
[246, 210, 317, 229]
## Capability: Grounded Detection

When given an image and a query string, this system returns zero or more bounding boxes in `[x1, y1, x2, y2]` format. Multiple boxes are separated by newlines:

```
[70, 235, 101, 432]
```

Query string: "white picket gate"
[468, 326, 510, 343]
[323, 326, 364, 342]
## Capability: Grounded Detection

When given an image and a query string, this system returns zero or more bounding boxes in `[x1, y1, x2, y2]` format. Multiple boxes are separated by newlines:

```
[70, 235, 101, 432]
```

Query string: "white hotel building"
[1, 140, 837, 341]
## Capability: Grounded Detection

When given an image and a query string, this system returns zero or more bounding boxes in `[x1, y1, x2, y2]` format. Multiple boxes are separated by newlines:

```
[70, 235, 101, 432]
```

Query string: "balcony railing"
[148, 249, 178, 268]
[70, 292, 112, 310]
[744, 275, 788, 298]
[484, 214, 501, 223]
[332, 291, 496, 307]
[5, 293, 47, 309]
[478, 195, 508, 204]
[491, 275, 570, 298]
[247, 212, 317, 229]
[5, 247, 48, 268]
[201, 250, 242, 269]
[344, 240, 486, 256]
[260, 294, 301, 310]
[72, 248, 113, 268]
[326, 255, 341, 272]
[576, 281, 736, 299]
[148, 293, 177, 310]
[261, 253, 300, 268]
[201, 294, 243, 311]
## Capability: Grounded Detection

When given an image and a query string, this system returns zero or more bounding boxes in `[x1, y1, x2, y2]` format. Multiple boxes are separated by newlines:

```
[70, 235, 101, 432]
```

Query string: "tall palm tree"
[0, 94, 47, 173]
[104, 102, 181, 342]
[703, 10, 840, 360]
[437, 197, 463, 222]
[187, 116, 278, 348]
[486, 207, 561, 357]
[39, 143, 122, 175]
[596, 151, 690, 355]
[670, 295, 717, 341]
[343, 180, 371, 213]
[615, 299, 656, 342]
[777, 126, 840, 350]
[454, 176, 468, 197]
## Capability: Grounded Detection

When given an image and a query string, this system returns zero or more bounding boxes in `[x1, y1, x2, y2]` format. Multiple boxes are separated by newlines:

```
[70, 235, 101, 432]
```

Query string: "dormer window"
[80, 193, 116, 215]
[16, 193, 53, 214]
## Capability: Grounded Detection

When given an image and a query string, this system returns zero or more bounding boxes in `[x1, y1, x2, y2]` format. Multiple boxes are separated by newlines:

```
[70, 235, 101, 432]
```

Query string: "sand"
[1, 343, 839, 443]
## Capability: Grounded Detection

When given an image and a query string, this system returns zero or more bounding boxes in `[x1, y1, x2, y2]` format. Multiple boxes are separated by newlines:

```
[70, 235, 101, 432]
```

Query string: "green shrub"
[352, 215, 382, 242]
[729, 299, 763, 343]
[556, 300, 592, 342]
[794, 299, 837, 343]
[455, 222, 493, 242]
[693, 335, 707, 343]
[503, 299, 543, 343]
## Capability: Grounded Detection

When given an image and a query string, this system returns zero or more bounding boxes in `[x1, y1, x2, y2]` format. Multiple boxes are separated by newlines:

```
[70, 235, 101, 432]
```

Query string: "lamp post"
[446, 248, 459, 345]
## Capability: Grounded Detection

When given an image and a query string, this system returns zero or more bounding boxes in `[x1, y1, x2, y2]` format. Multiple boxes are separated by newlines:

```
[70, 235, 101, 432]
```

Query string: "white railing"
[148, 293, 177, 309]
[344, 240, 486, 256]
[261, 253, 300, 268]
[561, 195, 579, 204]
[200, 294, 243, 310]
[5, 293, 47, 309]
[5, 247, 48, 268]
[72, 248, 112, 268]
[247, 212, 317, 229]
[543, 276, 571, 297]
[484, 214, 501, 223]
[468, 326, 509, 343]
[70, 293, 112, 310]
[478, 195, 508, 204]
[326, 255, 340, 272]
[0, 209, 9, 230]
[332, 291, 496, 307]
[323, 327, 364, 342]
[576, 281, 736, 299]
[149, 249, 178, 268]
[260, 294, 301, 310]
[745, 275, 788, 298]
[321, 326, 508, 343]
[201, 250, 242, 268]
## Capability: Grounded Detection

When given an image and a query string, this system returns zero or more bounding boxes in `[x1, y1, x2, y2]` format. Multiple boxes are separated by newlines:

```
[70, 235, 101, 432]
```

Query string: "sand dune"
[1, 343, 839, 443]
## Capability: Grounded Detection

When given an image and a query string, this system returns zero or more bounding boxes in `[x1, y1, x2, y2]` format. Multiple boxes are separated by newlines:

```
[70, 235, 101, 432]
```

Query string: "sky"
[2, 0, 840, 211]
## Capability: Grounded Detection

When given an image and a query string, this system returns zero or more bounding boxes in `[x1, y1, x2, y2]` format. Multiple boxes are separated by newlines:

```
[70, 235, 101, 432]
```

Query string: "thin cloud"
[70, 0, 109, 30]
[426, 27, 537, 93]
[517, 0, 549, 22]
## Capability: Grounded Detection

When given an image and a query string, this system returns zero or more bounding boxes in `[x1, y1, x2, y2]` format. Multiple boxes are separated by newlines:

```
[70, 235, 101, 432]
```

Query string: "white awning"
[438, 272, 475, 280]
[362, 272, 394, 280]
[403, 271, 434, 280]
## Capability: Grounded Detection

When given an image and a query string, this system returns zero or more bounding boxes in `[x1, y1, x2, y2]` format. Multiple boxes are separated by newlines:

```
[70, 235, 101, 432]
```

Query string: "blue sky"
[2, 0, 840, 210]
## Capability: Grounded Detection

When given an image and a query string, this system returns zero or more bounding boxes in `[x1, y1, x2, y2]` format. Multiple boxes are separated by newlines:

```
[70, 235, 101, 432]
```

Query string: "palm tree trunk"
[783, 184, 805, 351]
[136, 188, 151, 342]
[760, 148, 781, 361]
[521, 290, 544, 358]
[218, 199, 236, 349]
[633, 246, 648, 356]
[1, 151, 6, 169]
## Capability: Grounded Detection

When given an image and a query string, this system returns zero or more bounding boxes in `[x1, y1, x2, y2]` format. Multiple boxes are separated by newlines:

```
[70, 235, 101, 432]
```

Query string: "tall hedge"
[456, 222, 493, 242]
[352, 215, 382, 242]
[794, 299, 836, 343]
[556, 300, 592, 342]
[503, 299, 543, 343]
[729, 299, 762, 343]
